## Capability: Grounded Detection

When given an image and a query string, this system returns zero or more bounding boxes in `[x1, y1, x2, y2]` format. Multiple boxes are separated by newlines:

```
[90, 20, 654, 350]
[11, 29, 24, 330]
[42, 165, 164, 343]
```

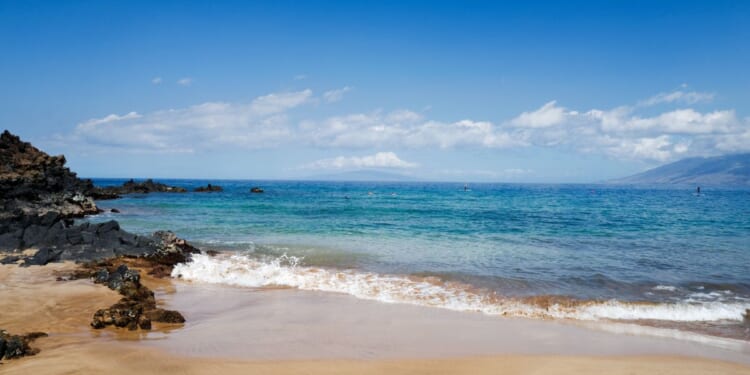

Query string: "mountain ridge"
[608, 153, 750, 186]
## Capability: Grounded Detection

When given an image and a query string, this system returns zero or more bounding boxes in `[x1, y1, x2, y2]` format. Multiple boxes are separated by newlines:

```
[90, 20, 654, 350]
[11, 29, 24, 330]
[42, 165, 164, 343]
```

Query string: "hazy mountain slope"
[609, 154, 750, 186]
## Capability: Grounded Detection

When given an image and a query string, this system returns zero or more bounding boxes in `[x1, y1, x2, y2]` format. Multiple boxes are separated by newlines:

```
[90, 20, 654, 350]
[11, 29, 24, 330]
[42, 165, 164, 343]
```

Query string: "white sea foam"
[172, 254, 750, 323]
[653, 285, 677, 292]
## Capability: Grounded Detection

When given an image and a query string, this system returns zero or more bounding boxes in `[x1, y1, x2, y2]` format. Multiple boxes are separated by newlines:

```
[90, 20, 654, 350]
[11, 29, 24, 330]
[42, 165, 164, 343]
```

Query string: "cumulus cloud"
[250, 90, 312, 115]
[504, 94, 747, 161]
[302, 111, 522, 149]
[323, 86, 351, 103]
[596, 135, 688, 162]
[303, 152, 417, 170]
[177, 77, 193, 86]
[624, 109, 736, 134]
[512, 101, 568, 128]
[57, 87, 749, 163]
[65, 90, 314, 153]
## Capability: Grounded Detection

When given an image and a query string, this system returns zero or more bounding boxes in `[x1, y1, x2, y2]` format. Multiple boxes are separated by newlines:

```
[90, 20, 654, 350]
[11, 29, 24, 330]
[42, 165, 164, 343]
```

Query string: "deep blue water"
[86, 179, 750, 306]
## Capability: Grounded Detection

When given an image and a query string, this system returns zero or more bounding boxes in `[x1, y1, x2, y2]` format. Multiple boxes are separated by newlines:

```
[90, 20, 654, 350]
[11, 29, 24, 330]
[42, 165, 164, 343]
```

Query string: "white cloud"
[639, 90, 715, 106]
[250, 90, 313, 115]
[323, 86, 351, 103]
[512, 101, 567, 128]
[151, 77, 162, 85]
[177, 77, 193, 86]
[304, 111, 522, 149]
[713, 122, 750, 153]
[65, 89, 314, 153]
[304, 152, 417, 169]
[599, 135, 679, 162]
[625, 109, 736, 134]
[512, 94, 747, 161]
[57, 87, 750, 163]
[78, 112, 141, 129]
[294, 74, 307, 81]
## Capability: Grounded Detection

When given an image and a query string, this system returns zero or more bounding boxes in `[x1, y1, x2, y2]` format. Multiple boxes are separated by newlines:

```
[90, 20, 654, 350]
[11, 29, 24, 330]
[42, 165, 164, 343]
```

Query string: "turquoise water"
[87, 179, 750, 338]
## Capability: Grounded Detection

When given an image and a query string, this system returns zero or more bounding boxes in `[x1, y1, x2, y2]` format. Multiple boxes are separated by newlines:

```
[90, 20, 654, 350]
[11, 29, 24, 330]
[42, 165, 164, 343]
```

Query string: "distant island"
[609, 153, 750, 187]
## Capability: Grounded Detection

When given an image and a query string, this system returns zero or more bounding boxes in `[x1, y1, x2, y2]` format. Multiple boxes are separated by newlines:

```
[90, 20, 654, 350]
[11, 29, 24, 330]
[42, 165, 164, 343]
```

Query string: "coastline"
[2, 263, 750, 374]
[1, 131, 748, 373]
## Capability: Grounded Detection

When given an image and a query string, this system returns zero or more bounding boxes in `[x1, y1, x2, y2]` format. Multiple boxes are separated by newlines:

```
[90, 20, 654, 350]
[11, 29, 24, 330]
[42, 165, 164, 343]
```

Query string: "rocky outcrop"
[0, 130, 108, 255]
[0, 133, 203, 264]
[0, 214, 155, 259]
[0, 131, 196, 262]
[2, 222, 201, 269]
[88, 264, 185, 330]
[0, 130, 94, 201]
[0, 130, 197, 355]
[194, 184, 223, 192]
[1, 130, 99, 223]
[250, 187, 264, 193]
[0, 330, 47, 361]
[91, 179, 187, 199]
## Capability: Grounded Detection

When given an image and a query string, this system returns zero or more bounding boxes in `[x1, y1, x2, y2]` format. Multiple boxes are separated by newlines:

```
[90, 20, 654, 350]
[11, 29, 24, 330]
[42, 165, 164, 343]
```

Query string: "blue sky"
[1, 0, 748, 181]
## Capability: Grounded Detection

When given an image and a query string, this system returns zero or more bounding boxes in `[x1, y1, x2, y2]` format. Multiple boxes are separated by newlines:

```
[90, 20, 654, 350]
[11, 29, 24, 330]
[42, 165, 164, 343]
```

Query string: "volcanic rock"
[91, 178, 187, 199]
[0, 330, 47, 361]
[194, 183, 223, 192]
[89, 264, 184, 330]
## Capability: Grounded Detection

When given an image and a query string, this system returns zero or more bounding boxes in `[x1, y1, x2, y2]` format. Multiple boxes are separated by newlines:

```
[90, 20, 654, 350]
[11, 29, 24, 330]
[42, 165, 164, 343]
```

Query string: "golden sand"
[1, 263, 749, 375]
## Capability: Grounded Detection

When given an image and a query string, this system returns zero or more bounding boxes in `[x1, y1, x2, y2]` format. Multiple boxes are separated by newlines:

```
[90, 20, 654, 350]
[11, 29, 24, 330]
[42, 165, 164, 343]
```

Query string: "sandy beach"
[2, 263, 750, 374]
[3, 0, 750, 372]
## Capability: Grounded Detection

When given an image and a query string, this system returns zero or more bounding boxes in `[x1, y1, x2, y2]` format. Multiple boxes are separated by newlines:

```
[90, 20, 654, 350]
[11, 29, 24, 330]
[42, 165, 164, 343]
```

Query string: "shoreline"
[170, 251, 750, 342]
[147, 281, 750, 364]
[2, 264, 750, 374]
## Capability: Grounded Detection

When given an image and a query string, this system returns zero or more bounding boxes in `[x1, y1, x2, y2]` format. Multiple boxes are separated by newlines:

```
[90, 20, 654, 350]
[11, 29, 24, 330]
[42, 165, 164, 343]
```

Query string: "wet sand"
[144, 282, 750, 363]
[2, 264, 750, 374]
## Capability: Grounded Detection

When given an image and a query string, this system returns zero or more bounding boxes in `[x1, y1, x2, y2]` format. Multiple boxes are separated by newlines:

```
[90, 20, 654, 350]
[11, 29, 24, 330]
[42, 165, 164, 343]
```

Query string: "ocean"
[86, 179, 750, 340]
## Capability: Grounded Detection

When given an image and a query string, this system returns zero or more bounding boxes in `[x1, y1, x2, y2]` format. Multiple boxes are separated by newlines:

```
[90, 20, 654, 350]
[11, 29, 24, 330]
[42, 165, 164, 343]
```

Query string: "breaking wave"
[172, 254, 750, 323]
